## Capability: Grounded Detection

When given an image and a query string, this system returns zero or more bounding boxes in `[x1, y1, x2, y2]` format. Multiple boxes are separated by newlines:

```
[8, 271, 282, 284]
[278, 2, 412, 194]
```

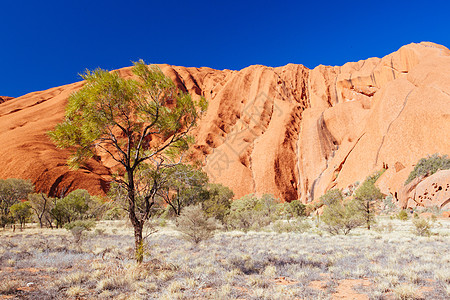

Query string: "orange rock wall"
[0, 42, 449, 204]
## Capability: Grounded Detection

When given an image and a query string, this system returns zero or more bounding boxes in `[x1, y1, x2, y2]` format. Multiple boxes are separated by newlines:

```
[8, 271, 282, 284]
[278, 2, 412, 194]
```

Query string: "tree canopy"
[49, 60, 206, 262]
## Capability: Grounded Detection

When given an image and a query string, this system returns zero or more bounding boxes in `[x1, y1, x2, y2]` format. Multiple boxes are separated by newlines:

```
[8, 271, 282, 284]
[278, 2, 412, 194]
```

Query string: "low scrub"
[405, 153, 450, 185]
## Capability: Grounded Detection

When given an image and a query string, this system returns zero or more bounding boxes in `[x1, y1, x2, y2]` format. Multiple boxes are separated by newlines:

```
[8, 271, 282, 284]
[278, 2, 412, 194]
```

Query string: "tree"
[201, 183, 234, 223]
[0, 179, 34, 228]
[226, 194, 281, 231]
[156, 164, 209, 216]
[28, 193, 53, 228]
[353, 172, 384, 230]
[10, 201, 33, 230]
[321, 199, 361, 235]
[60, 189, 91, 221]
[49, 189, 92, 227]
[49, 61, 206, 262]
[288, 200, 306, 218]
[319, 188, 343, 206]
[405, 153, 450, 185]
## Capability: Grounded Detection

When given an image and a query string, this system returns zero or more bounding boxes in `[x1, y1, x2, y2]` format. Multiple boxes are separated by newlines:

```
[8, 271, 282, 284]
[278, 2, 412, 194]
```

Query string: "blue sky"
[1, 0, 449, 97]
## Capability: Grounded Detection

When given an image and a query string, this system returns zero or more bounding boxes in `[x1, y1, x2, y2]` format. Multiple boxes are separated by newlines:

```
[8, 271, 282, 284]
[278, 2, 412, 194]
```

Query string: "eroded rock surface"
[397, 170, 450, 209]
[0, 42, 449, 204]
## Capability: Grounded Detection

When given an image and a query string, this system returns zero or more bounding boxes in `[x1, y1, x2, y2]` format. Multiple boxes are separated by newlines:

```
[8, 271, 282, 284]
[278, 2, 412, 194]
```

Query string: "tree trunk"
[127, 168, 145, 263]
[134, 223, 144, 263]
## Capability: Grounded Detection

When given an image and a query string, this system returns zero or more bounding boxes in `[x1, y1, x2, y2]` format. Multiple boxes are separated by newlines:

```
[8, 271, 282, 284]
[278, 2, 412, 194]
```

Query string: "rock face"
[0, 96, 13, 104]
[397, 170, 450, 209]
[0, 42, 449, 204]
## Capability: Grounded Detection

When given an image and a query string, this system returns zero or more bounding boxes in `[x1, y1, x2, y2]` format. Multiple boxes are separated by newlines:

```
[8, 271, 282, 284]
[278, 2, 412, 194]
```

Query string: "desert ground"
[1, 216, 449, 300]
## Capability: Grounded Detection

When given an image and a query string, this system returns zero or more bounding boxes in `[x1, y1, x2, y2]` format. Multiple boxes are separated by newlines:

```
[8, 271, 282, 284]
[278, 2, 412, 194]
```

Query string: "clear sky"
[1, 0, 449, 97]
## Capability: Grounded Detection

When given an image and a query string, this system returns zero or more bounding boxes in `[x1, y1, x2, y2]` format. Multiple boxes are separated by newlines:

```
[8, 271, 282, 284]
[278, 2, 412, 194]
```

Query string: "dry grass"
[0, 217, 449, 299]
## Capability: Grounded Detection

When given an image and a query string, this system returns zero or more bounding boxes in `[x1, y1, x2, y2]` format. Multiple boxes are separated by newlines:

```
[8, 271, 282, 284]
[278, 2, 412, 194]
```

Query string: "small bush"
[397, 210, 409, 221]
[412, 218, 432, 237]
[319, 189, 343, 206]
[175, 204, 217, 244]
[201, 183, 233, 223]
[321, 199, 362, 235]
[405, 153, 450, 185]
[226, 194, 281, 231]
[64, 220, 96, 244]
[287, 200, 306, 218]
[272, 219, 311, 233]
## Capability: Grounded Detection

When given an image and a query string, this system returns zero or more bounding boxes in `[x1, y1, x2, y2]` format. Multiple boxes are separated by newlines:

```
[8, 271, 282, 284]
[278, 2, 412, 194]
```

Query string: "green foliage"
[397, 210, 409, 221]
[319, 189, 343, 206]
[305, 201, 324, 216]
[353, 172, 384, 230]
[175, 205, 217, 244]
[272, 219, 311, 233]
[412, 218, 432, 237]
[49, 60, 206, 169]
[321, 200, 362, 235]
[10, 201, 33, 229]
[50, 189, 94, 227]
[156, 164, 209, 216]
[64, 220, 96, 245]
[201, 183, 234, 223]
[48, 61, 206, 262]
[287, 200, 306, 218]
[405, 153, 450, 185]
[226, 194, 281, 232]
[64, 219, 96, 231]
[0, 178, 34, 228]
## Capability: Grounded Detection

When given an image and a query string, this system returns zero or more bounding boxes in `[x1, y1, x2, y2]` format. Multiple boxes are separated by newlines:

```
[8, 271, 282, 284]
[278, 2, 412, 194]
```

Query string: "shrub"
[225, 194, 281, 231]
[412, 218, 432, 237]
[405, 153, 450, 185]
[201, 183, 233, 223]
[397, 210, 409, 221]
[321, 199, 362, 235]
[272, 219, 311, 233]
[10, 201, 33, 230]
[64, 220, 96, 245]
[175, 205, 217, 244]
[288, 200, 306, 218]
[319, 189, 343, 206]
[51, 189, 94, 227]
[0, 178, 34, 228]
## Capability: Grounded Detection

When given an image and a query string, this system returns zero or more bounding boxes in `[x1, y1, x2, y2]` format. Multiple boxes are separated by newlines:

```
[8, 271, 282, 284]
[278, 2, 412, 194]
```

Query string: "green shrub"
[412, 218, 432, 237]
[64, 220, 96, 245]
[272, 219, 311, 233]
[353, 171, 384, 230]
[201, 183, 233, 223]
[397, 210, 409, 221]
[225, 194, 281, 231]
[287, 200, 306, 218]
[321, 199, 362, 235]
[10, 201, 33, 230]
[405, 153, 450, 185]
[319, 189, 343, 206]
[0, 178, 34, 228]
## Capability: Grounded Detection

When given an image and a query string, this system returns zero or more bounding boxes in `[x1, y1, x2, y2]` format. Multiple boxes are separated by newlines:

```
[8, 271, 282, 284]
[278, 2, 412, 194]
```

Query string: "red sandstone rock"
[0, 96, 13, 103]
[0, 42, 448, 205]
[398, 170, 450, 209]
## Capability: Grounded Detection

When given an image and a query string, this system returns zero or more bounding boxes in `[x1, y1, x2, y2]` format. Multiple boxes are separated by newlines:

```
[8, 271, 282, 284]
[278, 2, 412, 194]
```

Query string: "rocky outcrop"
[0, 96, 13, 104]
[397, 170, 450, 209]
[0, 42, 449, 204]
